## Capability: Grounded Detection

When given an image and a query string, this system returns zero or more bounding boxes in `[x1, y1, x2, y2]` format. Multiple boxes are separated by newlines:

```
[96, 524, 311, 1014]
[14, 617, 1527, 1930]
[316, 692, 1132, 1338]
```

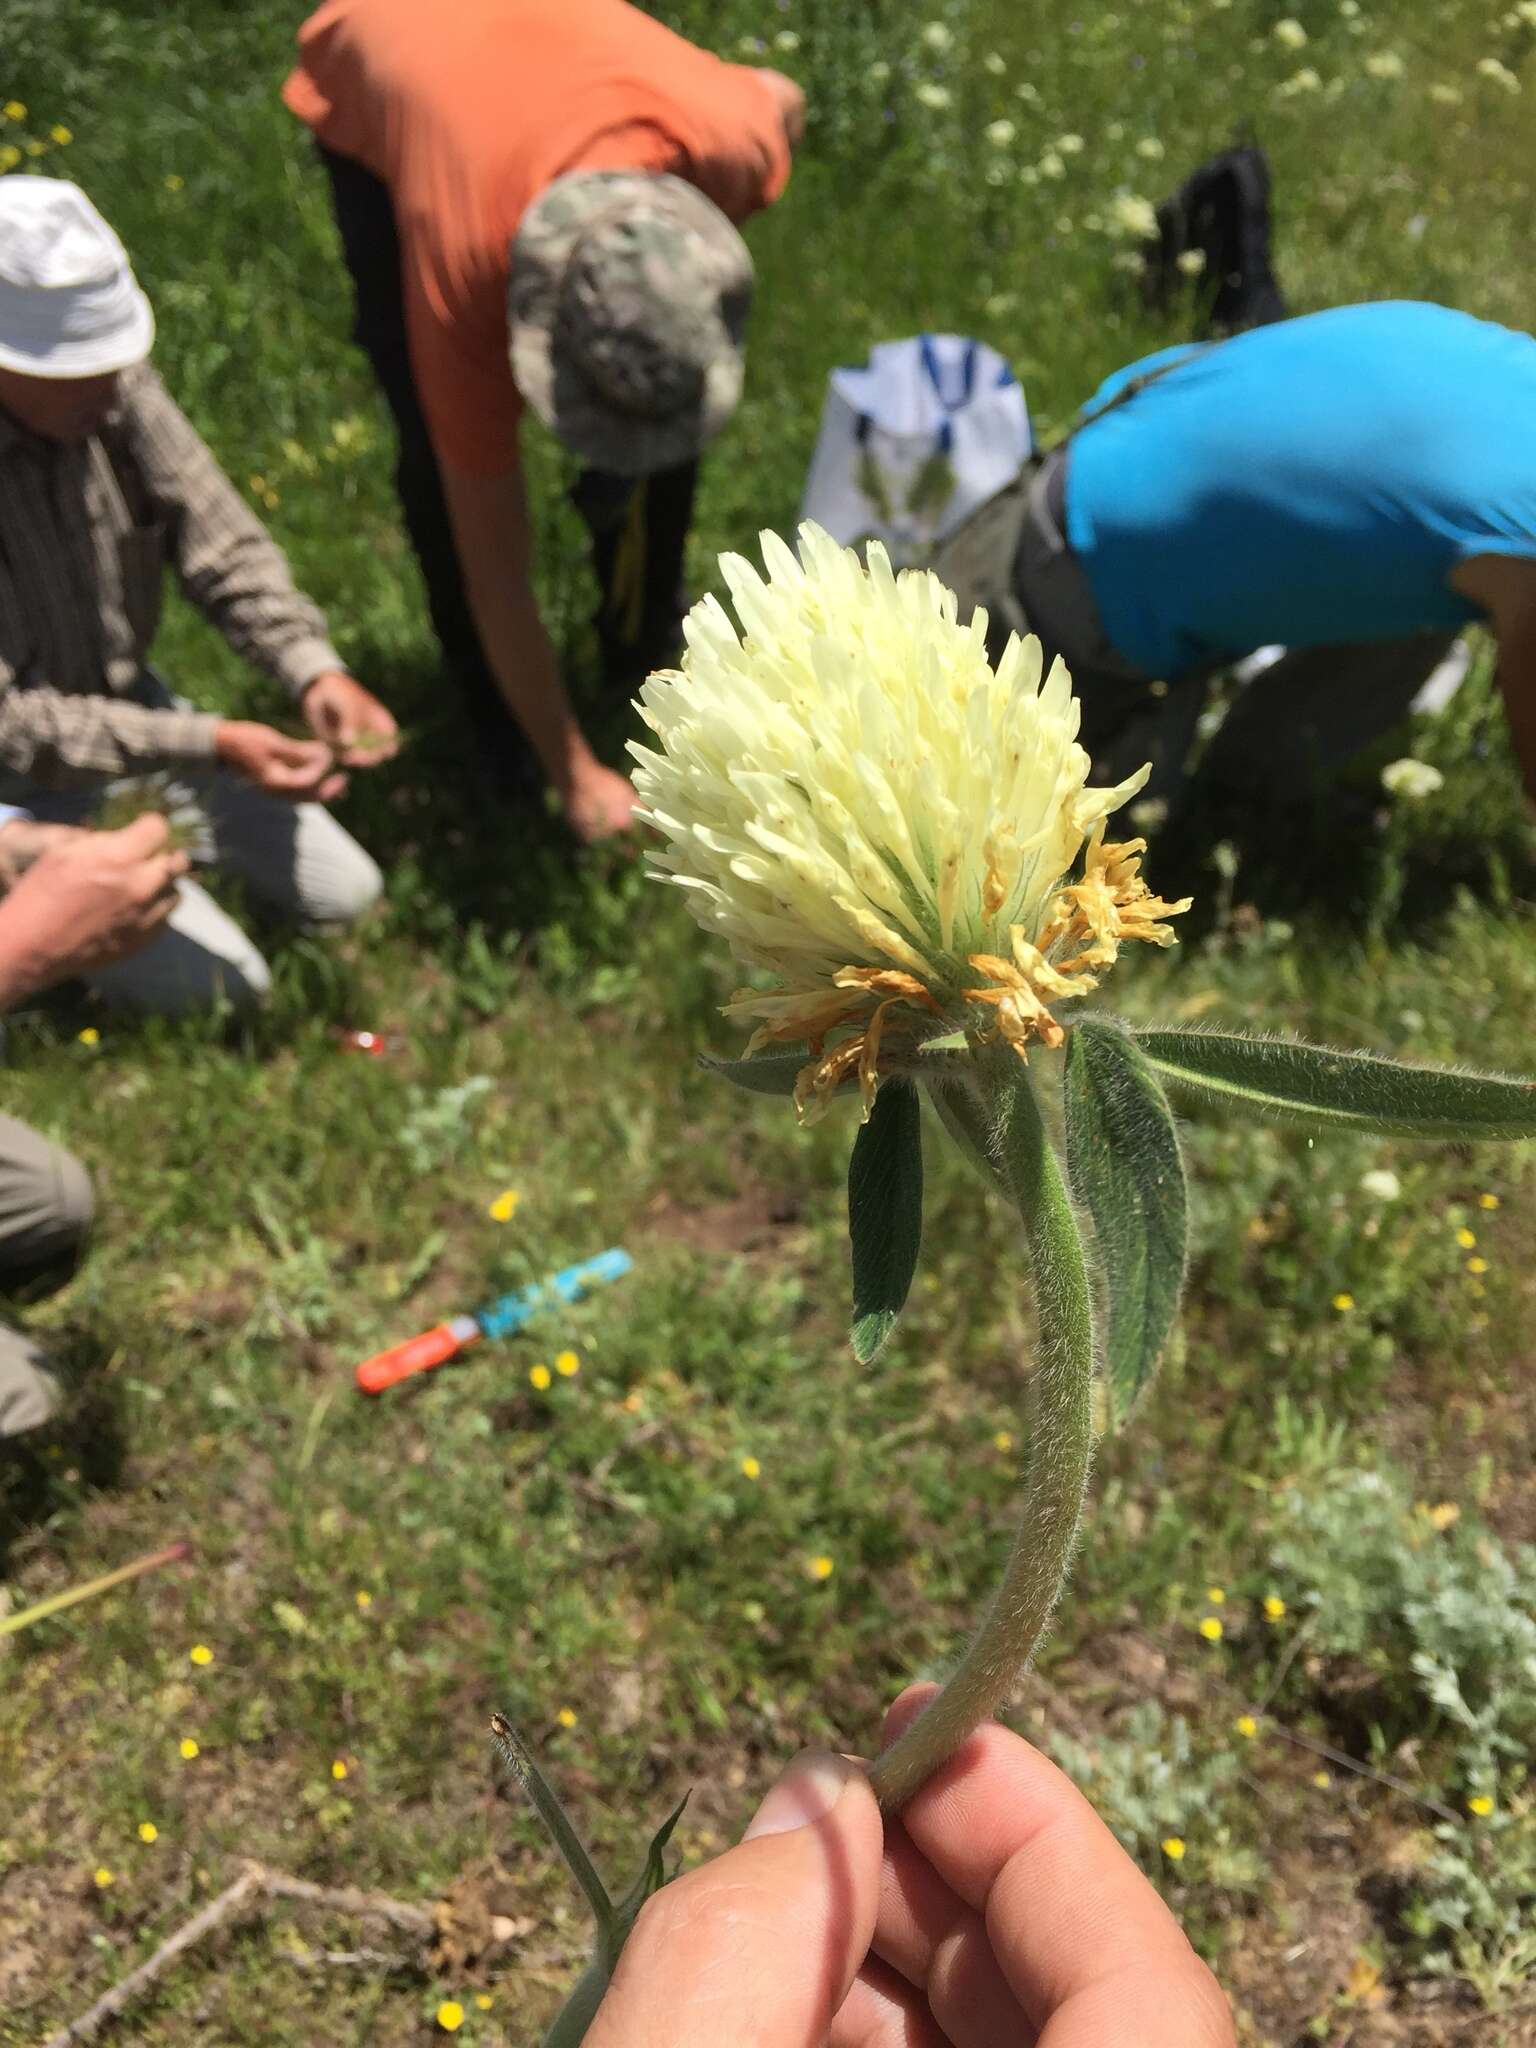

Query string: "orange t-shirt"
[284, 0, 792, 476]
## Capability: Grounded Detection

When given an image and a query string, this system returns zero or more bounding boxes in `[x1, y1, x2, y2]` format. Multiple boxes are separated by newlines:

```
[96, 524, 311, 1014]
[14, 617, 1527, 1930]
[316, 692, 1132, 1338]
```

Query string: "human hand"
[560, 760, 638, 845]
[757, 66, 807, 147]
[587, 1683, 1233, 2048]
[0, 814, 188, 1006]
[300, 669, 400, 766]
[215, 719, 347, 803]
[0, 818, 90, 889]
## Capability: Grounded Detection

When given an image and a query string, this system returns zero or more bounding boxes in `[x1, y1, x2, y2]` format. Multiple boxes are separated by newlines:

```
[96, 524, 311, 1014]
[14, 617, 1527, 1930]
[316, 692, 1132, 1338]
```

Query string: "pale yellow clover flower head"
[1107, 192, 1159, 239]
[629, 524, 1189, 1123]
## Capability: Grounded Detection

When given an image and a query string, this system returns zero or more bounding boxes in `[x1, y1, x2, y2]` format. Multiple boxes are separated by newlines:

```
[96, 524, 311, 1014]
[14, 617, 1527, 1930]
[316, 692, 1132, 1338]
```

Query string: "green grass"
[3, 1, 1536, 2042]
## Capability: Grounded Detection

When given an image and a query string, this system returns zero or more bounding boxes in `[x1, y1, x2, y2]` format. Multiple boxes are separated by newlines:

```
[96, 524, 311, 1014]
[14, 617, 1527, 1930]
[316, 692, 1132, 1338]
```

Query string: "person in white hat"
[285, 0, 804, 843]
[0, 176, 395, 1013]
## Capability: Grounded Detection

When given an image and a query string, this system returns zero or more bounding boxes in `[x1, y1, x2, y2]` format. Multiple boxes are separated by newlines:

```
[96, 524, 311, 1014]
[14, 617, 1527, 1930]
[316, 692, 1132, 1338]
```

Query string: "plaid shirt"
[0, 364, 343, 789]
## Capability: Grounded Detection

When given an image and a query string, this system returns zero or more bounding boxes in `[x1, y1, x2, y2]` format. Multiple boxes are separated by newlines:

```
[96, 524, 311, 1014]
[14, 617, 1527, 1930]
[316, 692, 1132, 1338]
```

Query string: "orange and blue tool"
[355, 1248, 633, 1394]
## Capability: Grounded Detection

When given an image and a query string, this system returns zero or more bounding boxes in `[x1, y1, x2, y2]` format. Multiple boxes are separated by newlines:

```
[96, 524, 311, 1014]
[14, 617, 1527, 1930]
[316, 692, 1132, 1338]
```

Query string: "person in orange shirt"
[284, 0, 804, 842]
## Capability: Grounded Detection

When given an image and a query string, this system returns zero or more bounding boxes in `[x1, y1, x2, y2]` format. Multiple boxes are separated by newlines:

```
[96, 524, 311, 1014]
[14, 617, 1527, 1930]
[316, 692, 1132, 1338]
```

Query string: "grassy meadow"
[3, 0, 1536, 2041]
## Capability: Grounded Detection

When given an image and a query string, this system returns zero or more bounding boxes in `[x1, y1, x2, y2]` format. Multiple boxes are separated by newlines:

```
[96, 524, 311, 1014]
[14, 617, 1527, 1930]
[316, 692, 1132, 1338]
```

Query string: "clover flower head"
[631, 525, 1187, 1122]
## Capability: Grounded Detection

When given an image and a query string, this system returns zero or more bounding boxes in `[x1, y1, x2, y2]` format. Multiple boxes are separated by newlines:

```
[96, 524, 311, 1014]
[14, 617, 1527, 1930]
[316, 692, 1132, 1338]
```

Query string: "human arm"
[439, 457, 636, 839]
[121, 365, 354, 704]
[0, 814, 188, 1008]
[1449, 552, 1536, 804]
[586, 1683, 1233, 2048]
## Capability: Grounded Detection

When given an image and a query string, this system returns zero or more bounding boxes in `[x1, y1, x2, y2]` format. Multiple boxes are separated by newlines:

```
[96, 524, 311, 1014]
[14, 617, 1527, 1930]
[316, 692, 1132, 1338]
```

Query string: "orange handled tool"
[355, 1249, 632, 1394]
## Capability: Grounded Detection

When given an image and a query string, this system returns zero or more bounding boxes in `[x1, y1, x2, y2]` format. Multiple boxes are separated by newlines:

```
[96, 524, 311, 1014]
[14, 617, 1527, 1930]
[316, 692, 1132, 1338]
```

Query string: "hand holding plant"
[513, 524, 1536, 2035]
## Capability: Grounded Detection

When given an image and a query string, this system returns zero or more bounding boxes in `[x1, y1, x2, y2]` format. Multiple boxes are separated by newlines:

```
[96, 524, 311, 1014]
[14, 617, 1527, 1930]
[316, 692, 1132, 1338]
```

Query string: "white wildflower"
[1276, 65, 1323, 94]
[984, 49, 1008, 74]
[1136, 136, 1166, 160]
[772, 29, 800, 52]
[1273, 17, 1309, 47]
[869, 59, 891, 83]
[1365, 50, 1406, 78]
[1015, 82, 1041, 103]
[915, 80, 952, 109]
[1476, 55, 1521, 90]
[1428, 80, 1463, 103]
[1381, 757, 1445, 800]
[1055, 131, 1086, 153]
[985, 117, 1017, 145]
[1176, 247, 1207, 275]
[1038, 149, 1066, 177]
[631, 526, 1188, 1120]
[1360, 1169, 1403, 1203]
[1107, 191, 1158, 238]
[921, 21, 954, 52]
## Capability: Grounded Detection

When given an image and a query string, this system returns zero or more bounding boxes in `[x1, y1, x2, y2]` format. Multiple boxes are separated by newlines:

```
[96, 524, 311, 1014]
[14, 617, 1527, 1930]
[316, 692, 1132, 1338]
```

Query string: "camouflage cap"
[509, 171, 754, 478]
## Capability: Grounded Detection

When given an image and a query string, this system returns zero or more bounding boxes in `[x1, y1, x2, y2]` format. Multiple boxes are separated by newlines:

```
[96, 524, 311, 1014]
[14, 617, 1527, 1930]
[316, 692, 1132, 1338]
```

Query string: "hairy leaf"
[1065, 1022, 1187, 1424]
[848, 1081, 924, 1363]
[1134, 1029, 1536, 1141]
[697, 1049, 808, 1096]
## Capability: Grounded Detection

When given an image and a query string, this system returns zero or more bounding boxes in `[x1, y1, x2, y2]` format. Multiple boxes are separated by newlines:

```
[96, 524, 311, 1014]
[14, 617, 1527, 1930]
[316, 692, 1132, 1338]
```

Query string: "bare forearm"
[460, 567, 594, 788]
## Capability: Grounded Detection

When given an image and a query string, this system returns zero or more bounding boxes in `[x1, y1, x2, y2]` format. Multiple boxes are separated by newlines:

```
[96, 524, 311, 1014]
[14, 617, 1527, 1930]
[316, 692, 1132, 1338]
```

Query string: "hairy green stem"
[869, 1049, 1096, 1812]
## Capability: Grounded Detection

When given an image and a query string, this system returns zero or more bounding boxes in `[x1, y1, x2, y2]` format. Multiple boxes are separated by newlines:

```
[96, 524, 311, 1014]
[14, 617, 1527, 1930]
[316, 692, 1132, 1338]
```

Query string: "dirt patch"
[639, 1185, 804, 1260]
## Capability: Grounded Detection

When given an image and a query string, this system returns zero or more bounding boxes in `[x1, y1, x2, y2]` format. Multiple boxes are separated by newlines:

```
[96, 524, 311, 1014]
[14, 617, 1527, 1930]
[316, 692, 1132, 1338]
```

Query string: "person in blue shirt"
[935, 301, 1536, 821]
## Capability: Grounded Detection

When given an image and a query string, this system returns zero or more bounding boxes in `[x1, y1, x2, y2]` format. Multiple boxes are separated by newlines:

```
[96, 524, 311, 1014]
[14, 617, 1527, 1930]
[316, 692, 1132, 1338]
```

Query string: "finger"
[316, 772, 348, 804]
[109, 812, 172, 855]
[877, 1690, 1230, 2045]
[587, 1752, 884, 2048]
[831, 1953, 959, 2048]
[868, 1819, 1030, 2048]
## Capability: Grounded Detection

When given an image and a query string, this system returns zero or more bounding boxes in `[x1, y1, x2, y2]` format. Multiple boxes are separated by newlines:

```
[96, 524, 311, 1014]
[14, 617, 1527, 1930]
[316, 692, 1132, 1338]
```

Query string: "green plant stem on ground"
[870, 1047, 1095, 1811]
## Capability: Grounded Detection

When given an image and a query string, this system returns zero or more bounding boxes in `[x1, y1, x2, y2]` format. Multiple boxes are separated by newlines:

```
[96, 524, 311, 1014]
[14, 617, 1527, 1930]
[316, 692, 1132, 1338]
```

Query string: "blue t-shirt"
[1064, 302, 1536, 679]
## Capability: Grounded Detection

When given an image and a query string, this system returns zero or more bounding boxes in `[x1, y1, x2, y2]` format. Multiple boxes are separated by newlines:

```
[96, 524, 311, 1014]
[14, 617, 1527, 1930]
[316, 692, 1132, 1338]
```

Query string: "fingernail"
[743, 1751, 855, 1840]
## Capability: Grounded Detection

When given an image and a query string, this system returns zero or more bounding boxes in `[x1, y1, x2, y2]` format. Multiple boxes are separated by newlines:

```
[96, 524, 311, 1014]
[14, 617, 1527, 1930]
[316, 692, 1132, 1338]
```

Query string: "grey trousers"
[0, 677, 384, 1015]
[0, 1114, 93, 1438]
[933, 453, 1459, 805]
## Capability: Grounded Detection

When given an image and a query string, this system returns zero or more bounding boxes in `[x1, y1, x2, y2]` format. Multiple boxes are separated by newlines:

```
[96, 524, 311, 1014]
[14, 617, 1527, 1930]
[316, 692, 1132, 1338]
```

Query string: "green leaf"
[847, 1081, 924, 1363]
[697, 1049, 807, 1096]
[1065, 1023, 1187, 1425]
[1132, 1029, 1536, 1141]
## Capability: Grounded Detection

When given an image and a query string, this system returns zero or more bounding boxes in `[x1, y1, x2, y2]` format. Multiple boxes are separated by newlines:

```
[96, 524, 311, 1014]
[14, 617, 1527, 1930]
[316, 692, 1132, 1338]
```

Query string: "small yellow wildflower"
[993, 1429, 1015, 1453]
[189, 1643, 214, 1666]
[1455, 1227, 1477, 1250]
[1426, 1502, 1460, 1532]
[1206, 1585, 1226, 1605]
[178, 1737, 200, 1761]
[3, 103, 25, 121]
[1263, 1595, 1287, 1621]
[555, 1349, 580, 1378]
[1332, 1292, 1355, 1312]
[528, 1363, 552, 1391]
[24, 141, 46, 158]
[474, 1993, 494, 2011]
[807, 1554, 835, 1582]
[1312, 1770, 1332, 1789]
[556, 1706, 578, 1729]
[1479, 1192, 1501, 1211]
[1199, 1616, 1224, 1642]
[739, 1455, 762, 1480]
[93, 1866, 115, 1888]
[1466, 1255, 1489, 1275]
[1468, 1794, 1494, 1817]
[355, 1589, 373, 1610]
[137, 1821, 159, 1844]
[1160, 1835, 1186, 1860]
[488, 1188, 519, 1223]
[1234, 1714, 1258, 1739]
[50, 124, 72, 145]
[78, 1026, 100, 1046]
[330, 1758, 350, 1780]
[164, 173, 183, 192]
[0, 146, 19, 171]
[1467, 1277, 1487, 1299]
[436, 2001, 465, 2033]
[621, 1389, 644, 1412]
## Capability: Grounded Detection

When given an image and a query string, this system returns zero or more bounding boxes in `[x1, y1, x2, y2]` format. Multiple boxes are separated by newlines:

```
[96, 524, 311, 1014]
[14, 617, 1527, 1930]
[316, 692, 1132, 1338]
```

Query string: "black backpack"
[1143, 141, 1288, 334]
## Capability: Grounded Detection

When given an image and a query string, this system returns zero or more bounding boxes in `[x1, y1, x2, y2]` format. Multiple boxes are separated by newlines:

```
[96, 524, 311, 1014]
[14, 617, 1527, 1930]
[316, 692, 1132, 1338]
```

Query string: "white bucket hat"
[0, 178, 154, 379]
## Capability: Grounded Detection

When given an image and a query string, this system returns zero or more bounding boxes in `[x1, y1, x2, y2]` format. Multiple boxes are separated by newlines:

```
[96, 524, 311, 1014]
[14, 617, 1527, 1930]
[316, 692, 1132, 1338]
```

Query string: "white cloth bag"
[800, 334, 1033, 567]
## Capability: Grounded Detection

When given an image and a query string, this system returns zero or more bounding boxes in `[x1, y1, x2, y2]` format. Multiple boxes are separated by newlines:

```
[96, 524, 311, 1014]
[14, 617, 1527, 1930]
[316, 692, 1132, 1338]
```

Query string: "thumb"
[585, 1753, 883, 2048]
